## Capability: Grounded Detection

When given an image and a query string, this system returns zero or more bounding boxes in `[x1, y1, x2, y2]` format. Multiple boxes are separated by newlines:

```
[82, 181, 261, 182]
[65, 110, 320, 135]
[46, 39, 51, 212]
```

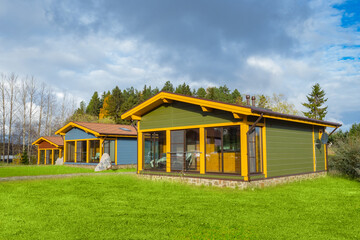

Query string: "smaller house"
[54, 121, 137, 166]
[32, 136, 64, 164]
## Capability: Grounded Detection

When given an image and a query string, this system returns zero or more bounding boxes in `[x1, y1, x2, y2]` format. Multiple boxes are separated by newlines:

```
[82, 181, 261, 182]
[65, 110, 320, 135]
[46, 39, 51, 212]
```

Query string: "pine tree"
[161, 81, 174, 92]
[196, 87, 206, 98]
[302, 83, 328, 120]
[20, 150, 29, 165]
[86, 92, 101, 116]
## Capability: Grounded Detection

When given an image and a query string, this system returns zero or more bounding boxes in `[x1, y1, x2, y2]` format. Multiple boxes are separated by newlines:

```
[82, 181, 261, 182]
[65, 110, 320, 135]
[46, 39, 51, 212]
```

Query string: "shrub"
[329, 136, 360, 179]
[20, 150, 29, 165]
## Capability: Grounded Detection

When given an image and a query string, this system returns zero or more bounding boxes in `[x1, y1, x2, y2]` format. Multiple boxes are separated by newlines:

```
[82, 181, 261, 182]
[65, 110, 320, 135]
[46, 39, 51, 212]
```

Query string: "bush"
[20, 150, 29, 165]
[329, 136, 360, 179]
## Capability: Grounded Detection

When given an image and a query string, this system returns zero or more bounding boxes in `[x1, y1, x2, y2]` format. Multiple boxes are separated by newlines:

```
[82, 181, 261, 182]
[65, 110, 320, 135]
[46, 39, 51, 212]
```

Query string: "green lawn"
[0, 165, 136, 178]
[0, 175, 358, 239]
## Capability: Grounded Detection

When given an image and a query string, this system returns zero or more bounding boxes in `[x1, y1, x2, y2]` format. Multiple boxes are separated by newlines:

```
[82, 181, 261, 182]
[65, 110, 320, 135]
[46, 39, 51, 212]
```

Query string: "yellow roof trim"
[32, 137, 60, 148]
[55, 122, 100, 137]
[121, 92, 252, 120]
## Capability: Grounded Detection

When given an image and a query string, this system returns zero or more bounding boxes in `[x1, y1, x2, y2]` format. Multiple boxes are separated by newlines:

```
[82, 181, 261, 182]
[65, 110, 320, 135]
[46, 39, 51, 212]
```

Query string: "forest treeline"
[0, 73, 77, 163]
[71, 81, 299, 124]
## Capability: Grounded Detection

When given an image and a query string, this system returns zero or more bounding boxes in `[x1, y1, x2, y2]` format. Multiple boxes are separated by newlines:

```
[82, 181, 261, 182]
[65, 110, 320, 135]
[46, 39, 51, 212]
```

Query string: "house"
[32, 136, 64, 164]
[54, 121, 137, 166]
[121, 92, 341, 181]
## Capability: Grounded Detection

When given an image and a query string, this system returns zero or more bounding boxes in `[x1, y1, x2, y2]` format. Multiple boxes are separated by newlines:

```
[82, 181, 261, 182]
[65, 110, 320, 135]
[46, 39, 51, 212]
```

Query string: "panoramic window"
[205, 126, 240, 174]
[54, 150, 59, 161]
[66, 142, 75, 162]
[40, 150, 45, 164]
[144, 131, 166, 170]
[248, 126, 262, 174]
[76, 141, 87, 162]
[170, 129, 199, 171]
[46, 150, 52, 164]
[104, 140, 115, 163]
[89, 140, 100, 163]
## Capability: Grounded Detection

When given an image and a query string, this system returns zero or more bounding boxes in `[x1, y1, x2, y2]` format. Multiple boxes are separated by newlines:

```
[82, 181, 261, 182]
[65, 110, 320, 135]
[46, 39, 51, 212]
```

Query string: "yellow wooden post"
[37, 149, 40, 165]
[262, 119, 268, 178]
[312, 126, 316, 172]
[241, 123, 249, 181]
[52, 149, 54, 165]
[166, 130, 171, 172]
[64, 141, 67, 163]
[138, 131, 143, 173]
[59, 149, 62, 158]
[199, 127, 205, 174]
[44, 150, 47, 165]
[114, 138, 118, 165]
[86, 140, 90, 163]
[99, 138, 104, 158]
[324, 143, 327, 171]
[74, 141, 77, 163]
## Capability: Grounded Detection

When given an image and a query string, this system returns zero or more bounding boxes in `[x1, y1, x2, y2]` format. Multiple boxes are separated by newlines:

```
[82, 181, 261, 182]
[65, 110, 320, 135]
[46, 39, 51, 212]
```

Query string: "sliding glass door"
[170, 129, 200, 171]
[248, 127, 262, 174]
[143, 131, 166, 170]
[205, 126, 241, 174]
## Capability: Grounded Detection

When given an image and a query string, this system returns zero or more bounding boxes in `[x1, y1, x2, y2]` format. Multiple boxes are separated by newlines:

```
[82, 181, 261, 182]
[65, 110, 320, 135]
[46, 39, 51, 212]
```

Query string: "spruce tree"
[302, 83, 328, 120]
[86, 91, 101, 116]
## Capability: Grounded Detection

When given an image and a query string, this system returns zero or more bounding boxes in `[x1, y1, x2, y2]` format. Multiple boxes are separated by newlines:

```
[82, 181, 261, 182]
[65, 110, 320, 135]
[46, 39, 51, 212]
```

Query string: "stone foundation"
[138, 172, 327, 189]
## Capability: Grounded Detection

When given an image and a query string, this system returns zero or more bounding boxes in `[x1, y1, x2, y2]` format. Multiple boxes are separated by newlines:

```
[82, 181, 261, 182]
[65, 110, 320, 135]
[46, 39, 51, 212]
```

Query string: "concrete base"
[138, 172, 327, 189]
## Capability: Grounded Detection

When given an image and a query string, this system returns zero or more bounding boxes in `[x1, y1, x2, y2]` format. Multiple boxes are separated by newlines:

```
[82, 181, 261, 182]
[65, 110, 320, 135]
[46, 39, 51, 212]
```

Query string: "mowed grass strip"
[0, 175, 359, 239]
[0, 165, 136, 178]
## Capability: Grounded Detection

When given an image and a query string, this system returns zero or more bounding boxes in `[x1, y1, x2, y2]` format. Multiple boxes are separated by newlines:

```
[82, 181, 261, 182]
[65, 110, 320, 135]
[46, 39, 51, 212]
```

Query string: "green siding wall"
[140, 101, 241, 130]
[315, 126, 326, 171]
[266, 119, 314, 177]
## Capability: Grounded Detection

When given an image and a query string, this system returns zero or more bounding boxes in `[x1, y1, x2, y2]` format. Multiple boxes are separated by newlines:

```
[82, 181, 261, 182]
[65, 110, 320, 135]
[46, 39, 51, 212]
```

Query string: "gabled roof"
[121, 92, 341, 128]
[32, 136, 64, 147]
[55, 121, 137, 137]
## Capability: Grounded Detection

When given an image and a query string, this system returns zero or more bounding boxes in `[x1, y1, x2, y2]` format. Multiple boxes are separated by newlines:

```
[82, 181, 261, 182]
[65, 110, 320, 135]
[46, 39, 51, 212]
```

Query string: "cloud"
[0, 0, 359, 129]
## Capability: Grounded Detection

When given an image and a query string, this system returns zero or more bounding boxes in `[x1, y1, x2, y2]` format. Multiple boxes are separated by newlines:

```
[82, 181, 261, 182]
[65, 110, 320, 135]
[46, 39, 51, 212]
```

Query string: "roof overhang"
[55, 122, 100, 137]
[32, 137, 62, 147]
[121, 92, 253, 120]
[121, 92, 341, 128]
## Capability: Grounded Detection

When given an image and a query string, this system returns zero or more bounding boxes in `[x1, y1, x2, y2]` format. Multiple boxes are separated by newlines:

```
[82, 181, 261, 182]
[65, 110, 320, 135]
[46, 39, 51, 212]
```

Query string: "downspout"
[246, 113, 263, 182]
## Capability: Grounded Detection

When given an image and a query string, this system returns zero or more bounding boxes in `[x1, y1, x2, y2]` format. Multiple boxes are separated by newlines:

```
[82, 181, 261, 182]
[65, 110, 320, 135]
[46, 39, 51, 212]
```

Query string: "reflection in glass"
[54, 150, 59, 161]
[249, 127, 262, 173]
[46, 150, 52, 164]
[40, 150, 45, 164]
[144, 131, 166, 170]
[206, 126, 240, 173]
[66, 142, 75, 162]
[76, 141, 87, 162]
[170, 129, 200, 171]
[104, 140, 115, 163]
[89, 140, 100, 163]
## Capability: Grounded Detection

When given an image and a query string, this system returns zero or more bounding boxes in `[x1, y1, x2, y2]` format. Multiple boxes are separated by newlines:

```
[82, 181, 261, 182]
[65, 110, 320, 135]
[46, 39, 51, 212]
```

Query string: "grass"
[0, 175, 359, 239]
[0, 165, 136, 178]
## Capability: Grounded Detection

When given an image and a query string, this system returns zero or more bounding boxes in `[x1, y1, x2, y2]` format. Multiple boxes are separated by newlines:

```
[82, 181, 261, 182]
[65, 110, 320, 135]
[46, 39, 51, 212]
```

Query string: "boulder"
[94, 153, 112, 172]
[55, 157, 64, 165]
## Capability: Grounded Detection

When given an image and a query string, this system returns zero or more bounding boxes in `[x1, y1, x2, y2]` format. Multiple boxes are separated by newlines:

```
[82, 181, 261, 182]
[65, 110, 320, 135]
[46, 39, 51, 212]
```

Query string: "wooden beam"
[232, 112, 243, 119]
[201, 106, 213, 112]
[131, 115, 141, 120]
[162, 98, 173, 104]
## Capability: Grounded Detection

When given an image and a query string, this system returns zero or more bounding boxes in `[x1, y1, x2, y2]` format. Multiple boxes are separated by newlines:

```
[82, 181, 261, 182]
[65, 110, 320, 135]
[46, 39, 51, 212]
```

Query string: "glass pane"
[205, 127, 222, 172]
[223, 126, 240, 173]
[249, 127, 262, 173]
[54, 150, 59, 161]
[171, 130, 185, 171]
[144, 131, 166, 170]
[104, 140, 115, 163]
[76, 141, 87, 162]
[89, 140, 100, 163]
[46, 150, 52, 164]
[40, 150, 45, 164]
[66, 142, 75, 162]
[185, 129, 199, 171]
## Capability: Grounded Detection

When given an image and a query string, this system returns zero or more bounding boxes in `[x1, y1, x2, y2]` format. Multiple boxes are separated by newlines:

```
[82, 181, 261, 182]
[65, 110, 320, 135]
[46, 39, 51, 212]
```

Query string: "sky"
[0, 0, 359, 130]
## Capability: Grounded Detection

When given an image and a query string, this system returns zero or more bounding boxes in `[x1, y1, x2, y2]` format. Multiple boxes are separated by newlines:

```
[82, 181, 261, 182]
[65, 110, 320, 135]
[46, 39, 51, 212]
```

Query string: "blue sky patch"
[334, 0, 360, 29]
[340, 56, 355, 60]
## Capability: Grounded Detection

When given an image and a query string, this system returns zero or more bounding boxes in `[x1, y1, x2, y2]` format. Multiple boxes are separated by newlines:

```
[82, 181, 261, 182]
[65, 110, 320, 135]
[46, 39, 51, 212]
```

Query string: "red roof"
[32, 136, 64, 146]
[72, 122, 137, 136]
